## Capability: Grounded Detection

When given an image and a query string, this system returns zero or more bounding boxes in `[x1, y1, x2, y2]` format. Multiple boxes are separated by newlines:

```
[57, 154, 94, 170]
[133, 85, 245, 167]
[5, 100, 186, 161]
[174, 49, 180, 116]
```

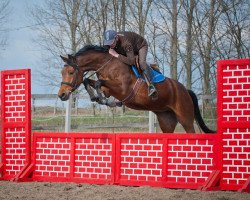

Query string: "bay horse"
[58, 45, 215, 133]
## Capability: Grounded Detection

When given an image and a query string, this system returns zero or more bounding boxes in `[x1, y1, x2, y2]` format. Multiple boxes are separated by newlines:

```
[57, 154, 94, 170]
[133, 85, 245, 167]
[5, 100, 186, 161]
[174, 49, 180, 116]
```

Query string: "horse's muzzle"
[58, 91, 70, 101]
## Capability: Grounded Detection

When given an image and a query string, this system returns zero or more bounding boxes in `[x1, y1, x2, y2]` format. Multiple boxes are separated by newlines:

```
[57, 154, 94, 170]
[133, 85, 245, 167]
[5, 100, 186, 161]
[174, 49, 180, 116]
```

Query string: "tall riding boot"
[143, 67, 157, 97]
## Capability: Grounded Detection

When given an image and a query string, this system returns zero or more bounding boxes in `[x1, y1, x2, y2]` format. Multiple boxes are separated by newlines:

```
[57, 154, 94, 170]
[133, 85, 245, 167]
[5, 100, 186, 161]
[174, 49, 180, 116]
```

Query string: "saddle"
[132, 57, 165, 84]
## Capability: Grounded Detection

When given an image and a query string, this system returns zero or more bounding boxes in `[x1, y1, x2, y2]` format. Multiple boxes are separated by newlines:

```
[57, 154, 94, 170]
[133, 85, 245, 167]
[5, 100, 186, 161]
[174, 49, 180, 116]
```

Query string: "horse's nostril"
[59, 93, 66, 99]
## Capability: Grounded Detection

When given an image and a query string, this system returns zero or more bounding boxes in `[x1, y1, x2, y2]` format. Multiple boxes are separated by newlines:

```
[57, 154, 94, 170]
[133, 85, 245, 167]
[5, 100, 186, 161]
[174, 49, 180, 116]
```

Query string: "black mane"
[75, 45, 108, 57]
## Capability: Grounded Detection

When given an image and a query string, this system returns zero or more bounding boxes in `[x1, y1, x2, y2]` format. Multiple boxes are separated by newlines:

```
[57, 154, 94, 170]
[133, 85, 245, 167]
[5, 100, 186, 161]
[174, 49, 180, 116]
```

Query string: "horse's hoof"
[116, 101, 123, 107]
[98, 99, 107, 105]
[90, 96, 99, 102]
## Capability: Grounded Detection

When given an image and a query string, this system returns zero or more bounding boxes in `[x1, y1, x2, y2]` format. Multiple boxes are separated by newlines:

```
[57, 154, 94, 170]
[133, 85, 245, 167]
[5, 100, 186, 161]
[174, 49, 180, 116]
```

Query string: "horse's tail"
[188, 90, 216, 134]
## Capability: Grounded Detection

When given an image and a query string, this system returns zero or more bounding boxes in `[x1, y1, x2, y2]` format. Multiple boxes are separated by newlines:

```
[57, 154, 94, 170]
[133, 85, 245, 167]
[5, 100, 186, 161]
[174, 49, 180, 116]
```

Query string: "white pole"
[149, 111, 156, 133]
[65, 95, 72, 132]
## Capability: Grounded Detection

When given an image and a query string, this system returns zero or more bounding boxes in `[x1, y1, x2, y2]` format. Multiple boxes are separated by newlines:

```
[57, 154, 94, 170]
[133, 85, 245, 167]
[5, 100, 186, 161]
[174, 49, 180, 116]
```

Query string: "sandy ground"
[0, 181, 249, 200]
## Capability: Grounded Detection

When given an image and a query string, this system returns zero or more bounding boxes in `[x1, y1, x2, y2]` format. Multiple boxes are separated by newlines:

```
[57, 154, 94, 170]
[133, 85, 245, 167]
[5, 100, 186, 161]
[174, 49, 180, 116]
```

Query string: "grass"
[32, 109, 149, 132]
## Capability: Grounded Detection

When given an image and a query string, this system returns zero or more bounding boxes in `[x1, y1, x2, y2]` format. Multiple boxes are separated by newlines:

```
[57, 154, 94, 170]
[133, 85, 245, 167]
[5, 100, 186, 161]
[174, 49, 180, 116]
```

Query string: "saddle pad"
[131, 65, 166, 83]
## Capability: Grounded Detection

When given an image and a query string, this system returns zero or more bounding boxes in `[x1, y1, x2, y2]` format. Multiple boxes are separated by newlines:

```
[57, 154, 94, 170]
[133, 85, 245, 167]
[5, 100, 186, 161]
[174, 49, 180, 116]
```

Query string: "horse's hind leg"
[175, 111, 196, 133]
[179, 119, 195, 133]
[155, 111, 177, 133]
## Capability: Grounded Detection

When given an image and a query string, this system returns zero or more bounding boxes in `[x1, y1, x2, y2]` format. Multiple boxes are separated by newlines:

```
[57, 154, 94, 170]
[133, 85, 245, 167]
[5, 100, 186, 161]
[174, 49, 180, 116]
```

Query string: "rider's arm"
[117, 44, 135, 65]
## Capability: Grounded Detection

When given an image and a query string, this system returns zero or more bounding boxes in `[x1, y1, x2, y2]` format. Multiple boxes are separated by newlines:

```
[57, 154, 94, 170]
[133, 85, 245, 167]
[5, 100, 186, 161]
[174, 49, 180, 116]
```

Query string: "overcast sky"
[0, 0, 52, 94]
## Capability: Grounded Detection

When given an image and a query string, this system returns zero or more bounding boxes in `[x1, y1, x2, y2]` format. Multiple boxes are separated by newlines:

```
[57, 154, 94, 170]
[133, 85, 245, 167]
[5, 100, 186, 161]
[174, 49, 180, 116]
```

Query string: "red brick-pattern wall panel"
[34, 137, 71, 177]
[32, 133, 115, 184]
[119, 138, 163, 182]
[4, 127, 26, 176]
[74, 138, 113, 180]
[222, 128, 250, 186]
[1, 69, 31, 180]
[218, 59, 250, 191]
[167, 139, 214, 184]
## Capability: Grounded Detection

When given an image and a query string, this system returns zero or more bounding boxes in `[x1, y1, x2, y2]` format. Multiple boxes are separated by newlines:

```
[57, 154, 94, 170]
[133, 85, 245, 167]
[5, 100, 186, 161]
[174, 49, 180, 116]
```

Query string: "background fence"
[31, 92, 217, 133]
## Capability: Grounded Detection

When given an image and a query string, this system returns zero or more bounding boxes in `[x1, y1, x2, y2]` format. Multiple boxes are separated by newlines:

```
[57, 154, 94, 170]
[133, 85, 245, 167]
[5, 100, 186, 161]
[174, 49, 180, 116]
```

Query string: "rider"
[103, 29, 157, 97]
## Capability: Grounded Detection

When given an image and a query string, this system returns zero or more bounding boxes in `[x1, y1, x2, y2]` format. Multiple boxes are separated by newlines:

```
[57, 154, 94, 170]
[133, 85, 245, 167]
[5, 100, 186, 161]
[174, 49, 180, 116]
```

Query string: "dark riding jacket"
[113, 32, 148, 66]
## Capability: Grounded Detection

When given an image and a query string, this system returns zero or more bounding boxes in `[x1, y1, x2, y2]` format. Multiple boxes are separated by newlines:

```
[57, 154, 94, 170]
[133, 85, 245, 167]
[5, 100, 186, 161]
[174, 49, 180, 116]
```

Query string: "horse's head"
[58, 45, 111, 101]
[58, 55, 83, 101]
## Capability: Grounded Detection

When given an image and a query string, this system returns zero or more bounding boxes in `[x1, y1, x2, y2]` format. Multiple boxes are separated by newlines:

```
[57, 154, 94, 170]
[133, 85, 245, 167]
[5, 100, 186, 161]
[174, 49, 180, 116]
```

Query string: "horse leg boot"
[83, 78, 99, 102]
[143, 67, 157, 98]
[95, 80, 109, 105]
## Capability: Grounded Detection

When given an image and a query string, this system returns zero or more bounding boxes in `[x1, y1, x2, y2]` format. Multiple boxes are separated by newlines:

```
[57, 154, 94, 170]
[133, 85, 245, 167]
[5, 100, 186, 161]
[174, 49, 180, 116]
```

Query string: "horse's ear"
[68, 54, 76, 63]
[60, 55, 69, 63]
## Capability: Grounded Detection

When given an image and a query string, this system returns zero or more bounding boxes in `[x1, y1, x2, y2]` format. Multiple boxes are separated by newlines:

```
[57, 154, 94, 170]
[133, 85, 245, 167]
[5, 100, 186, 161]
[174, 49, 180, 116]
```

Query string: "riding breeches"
[138, 45, 151, 80]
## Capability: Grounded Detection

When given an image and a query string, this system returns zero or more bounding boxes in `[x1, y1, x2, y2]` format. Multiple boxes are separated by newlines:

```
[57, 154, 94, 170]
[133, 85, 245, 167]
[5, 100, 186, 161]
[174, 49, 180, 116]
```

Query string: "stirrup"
[148, 85, 157, 97]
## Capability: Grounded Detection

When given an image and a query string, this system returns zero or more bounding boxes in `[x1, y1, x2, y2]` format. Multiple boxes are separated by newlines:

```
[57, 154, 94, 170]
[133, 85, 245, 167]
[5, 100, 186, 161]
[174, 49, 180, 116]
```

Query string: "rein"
[83, 57, 113, 79]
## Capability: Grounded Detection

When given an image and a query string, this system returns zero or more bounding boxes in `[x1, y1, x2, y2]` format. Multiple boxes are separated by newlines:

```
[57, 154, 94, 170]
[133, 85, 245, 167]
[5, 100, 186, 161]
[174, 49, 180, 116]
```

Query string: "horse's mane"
[75, 45, 108, 57]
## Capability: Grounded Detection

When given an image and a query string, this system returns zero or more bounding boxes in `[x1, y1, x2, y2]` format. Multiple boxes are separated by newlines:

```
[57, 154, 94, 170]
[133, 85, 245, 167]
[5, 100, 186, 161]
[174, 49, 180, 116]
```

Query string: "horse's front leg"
[83, 78, 99, 102]
[95, 79, 122, 107]
[94, 79, 110, 105]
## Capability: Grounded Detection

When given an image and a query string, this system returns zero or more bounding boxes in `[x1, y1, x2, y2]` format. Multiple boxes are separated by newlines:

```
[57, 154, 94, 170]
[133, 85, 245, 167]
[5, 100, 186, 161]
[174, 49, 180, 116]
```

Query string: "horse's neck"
[101, 59, 134, 79]
[85, 52, 138, 99]
[86, 52, 133, 78]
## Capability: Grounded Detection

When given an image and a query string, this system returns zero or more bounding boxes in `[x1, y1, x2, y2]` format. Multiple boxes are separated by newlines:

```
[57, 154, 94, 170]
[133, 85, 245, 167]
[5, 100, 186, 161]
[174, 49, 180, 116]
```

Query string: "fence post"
[149, 111, 156, 133]
[65, 95, 72, 132]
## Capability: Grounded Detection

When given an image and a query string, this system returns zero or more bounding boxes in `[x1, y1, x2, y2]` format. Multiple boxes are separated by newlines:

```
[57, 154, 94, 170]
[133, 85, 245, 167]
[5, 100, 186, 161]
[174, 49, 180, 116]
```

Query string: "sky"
[0, 0, 50, 94]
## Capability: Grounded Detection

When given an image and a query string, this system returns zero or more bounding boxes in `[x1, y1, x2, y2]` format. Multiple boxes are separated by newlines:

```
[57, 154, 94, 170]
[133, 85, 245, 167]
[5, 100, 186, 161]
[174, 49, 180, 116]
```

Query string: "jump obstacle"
[0, 59, 249, 192]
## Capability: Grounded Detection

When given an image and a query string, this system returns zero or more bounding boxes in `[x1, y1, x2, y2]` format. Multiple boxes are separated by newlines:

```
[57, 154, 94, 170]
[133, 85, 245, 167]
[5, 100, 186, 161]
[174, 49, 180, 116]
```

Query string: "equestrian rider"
[103, 30, 157, 97]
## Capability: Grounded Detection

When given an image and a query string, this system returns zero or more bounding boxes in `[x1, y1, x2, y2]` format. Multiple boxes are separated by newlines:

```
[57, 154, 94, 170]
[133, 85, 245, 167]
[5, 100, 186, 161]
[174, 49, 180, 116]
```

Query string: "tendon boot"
[143, 68, 157, 98]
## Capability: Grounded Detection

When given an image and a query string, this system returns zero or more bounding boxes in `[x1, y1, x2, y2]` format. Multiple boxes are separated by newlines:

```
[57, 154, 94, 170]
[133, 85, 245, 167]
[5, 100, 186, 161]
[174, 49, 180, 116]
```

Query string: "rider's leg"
[138, 46, 157, 97]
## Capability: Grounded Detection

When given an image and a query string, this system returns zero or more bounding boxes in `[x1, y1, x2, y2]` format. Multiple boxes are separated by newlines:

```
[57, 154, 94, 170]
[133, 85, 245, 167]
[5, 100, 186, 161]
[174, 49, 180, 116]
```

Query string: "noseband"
[61, 64, 81, 92]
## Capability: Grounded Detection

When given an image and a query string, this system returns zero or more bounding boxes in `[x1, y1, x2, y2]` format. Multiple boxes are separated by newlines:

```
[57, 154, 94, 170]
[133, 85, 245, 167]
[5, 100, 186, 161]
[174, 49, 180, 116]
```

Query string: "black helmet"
[104, 30, 117, 46]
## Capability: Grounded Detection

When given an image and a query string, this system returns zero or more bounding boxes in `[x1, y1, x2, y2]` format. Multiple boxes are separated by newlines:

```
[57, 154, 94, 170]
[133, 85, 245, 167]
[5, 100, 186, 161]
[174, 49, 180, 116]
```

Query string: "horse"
[58, 45, 215, 133]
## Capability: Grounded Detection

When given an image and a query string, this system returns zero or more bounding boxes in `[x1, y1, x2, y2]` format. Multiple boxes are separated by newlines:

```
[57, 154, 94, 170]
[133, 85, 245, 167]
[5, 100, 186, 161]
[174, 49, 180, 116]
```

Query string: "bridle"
[60, 56, 113, 92]
[61, 64, 81, 93]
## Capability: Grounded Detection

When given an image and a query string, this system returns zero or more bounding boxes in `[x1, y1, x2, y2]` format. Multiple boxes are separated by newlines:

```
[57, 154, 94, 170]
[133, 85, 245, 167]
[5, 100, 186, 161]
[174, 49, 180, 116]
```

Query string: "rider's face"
[110, 36, 118, 48]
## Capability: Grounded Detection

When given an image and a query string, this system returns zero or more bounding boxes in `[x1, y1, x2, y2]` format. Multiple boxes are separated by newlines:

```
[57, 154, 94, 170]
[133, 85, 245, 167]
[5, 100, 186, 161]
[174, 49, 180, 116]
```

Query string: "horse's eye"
[69, 71, 74, 75]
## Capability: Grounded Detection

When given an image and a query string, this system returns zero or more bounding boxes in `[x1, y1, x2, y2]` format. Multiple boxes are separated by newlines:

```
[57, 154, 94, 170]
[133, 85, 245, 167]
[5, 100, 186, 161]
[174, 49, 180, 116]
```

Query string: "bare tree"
[182, 0, 196, 89]
[28, 0, 249, 100]
[170, 0, 178, 80]
[29, 0, 92, 87]
[153, 0, 183, 80]
[217, 0, 250, 58]
[0, 0, 10, 53]
[112, 0, 126, 31]
[193, 0, 220, 95]
[126, 0, 153, 36]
